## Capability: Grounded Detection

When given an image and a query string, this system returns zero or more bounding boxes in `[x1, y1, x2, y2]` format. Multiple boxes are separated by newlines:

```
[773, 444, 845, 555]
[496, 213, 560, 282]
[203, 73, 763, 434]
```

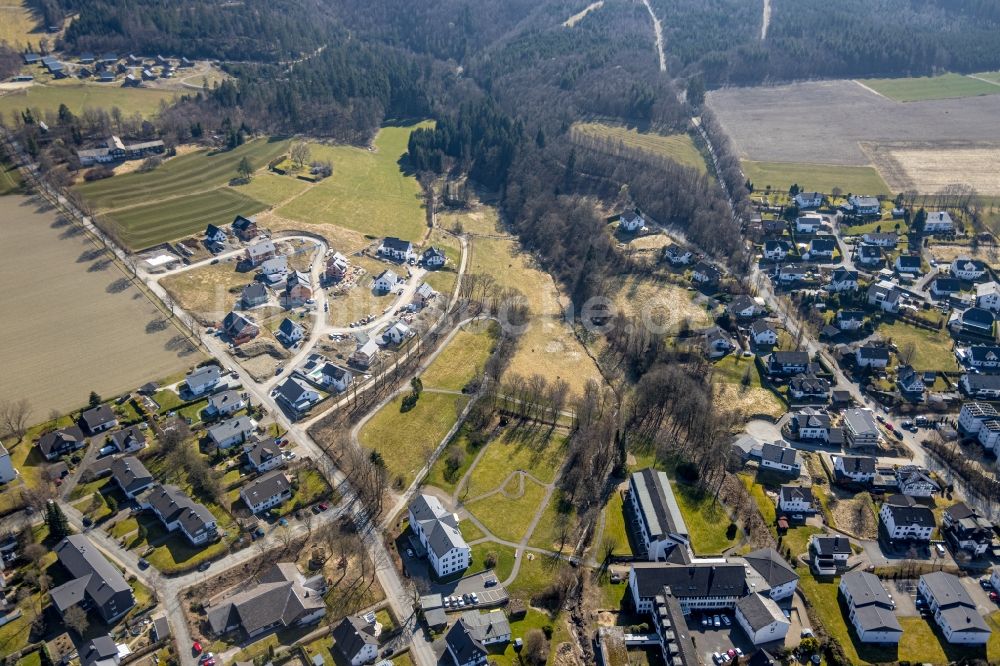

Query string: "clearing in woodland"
[0, 83, 178, 122]
[0, 196, 200, 416]
[0, 1, 41, 50]
[570, 122, 708, 174]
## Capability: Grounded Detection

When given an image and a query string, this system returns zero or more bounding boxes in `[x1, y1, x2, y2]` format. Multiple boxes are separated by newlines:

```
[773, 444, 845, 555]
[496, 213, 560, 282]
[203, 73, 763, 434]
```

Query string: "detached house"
[795, 213, 824, 233]
[207, 416, 255, 449]
[976, 282, 1000, 312]
[0, 443, 16, 484]
[788, 374, 830, 401]
[776, 264, 808, 285]
[827, 268, 858, 292]
[847, 195, 881, 216]
[840, 572, 902, 644]
[880, 494, 935, 542]
[140, 484, 217, 545]
[952, 257, 988, 281]
[422, 246, 446, 267]
[855, 345, 890, 369]
[222, 311, 259, 345]
[942, 503, 993, 557]
[692, 261, 721, 285]
[856, 243, 884, 268]
[735, 593, 790, 646]
[205, 224, 227, 245]
[862, 232, 897, 249]
[276, 318, 305, 346]
[408, 494, 471, 578]
[767, 351, 810, 376]
[894, 254, 922, 275]
[794, 192, 823, 209]
[207, 562, 325, 638]
[895, 465, 939, 497]
[750, 320, 778, 346]
[896, 365, 926, 399]
[834, 455, 877, 485]
[245, 238, 276, 266]
[350, 338, 380, 368]
[244, 438, 284, 473]
[964, 345, 1000, 369]
[325, 252, 349, 281]
[240, 471, 292, 514]
[762, 240, 792, 261]
[373, 269, 400, 293]
[204, 390, 246, 418]
[950, 307, 994, 337]
[283, 271, 312, 305]
[837, 310, 865, 331]
[703, 327, 735, 359]
[260, 255, 288, 280]
[377, 237, 415, 262]
[619, 210, 645, 232]
[924, 211, 955, 234]
[919, 572, 992, 645]
[810, 535, 851, 575]
[808, 237, 836, 260]
[759, 443, 801, 476]
[778, 485, 814, 514]
[729, 295, 763, 319]
[308, 361, 353, 393]
[241, 283, 269, 309]
[81, 405, 117, 435]
[110, 456, 154, 499]
[743, 548, 799, 601]
[790, 408, 833, 441]
[231, 215, 258, 241]
[385, 321, 413, 345]
[186, 365, 221, 397]
[332, 615, 380, 666]
[664, 245, 693, 265]
[38, 426, 87, 460]
[108, 425, 146, 453]
[274, 377, 321, 414]
[931, 277, 961, 298]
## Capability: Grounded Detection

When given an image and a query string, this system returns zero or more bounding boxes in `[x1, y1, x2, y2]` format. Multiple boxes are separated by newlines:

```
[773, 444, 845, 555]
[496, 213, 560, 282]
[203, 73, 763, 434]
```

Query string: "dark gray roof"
[332, 615, 378, 660]
[423, 246, 446, 259]
[964, 373, 1000, 391]
[444, 617, 487, 664]
[274, 377, 316, 407]
[233, 215, 256, 231]
[630, 562, 747, 600]
[743, 548, 798, 588]
[460, 609, 511, 644]
[779, 485, 813, 505]
[882, 495, 935, 528]
[841, 571, 893, 609]
[242, 283, 268, 302]
[278, 318, 303, 339]
[770, 351, 809, 366]
[38, 426, 86, 457]
[852, 605, 902, 634]
[895, 255, 921, 269]
[857, 346, 891, 361]
[789, 374, 829, 394]
[920, 572, 979, 611]
[810, 238, 836, 252]
[839, 455, 876, 474]
[792, 410, 830, 429]
[760, 443, 798, 466]
[245, 439, 282, 468]
[736, 593, 785, 632]
[51, 535, 133, 618]
[381, 237, 412, 252]
[81, 404, 116, 432]
[831, 268, 858, 282]
[223, 311, 257, 335]
[241, 471, 290, 505]
[812, 535, 851, 556]
[751, 319, 776, 336]
[730, 295, 757, 313]
[208, 390, 243, 412]
[962, 307, 994, 328]
[110, 425, 146, 451]
[80, 635, 118, 666]
[630, 469, 688, 541]
[110, 456, 153, 493]
[933, 277, 961, 293]
[207, 562, 325, 636]
[838, 310, 865, 322]
[320, 362, 350, 382]
[144, 484, 216, 536]
[858, 243, 883, 258]
[969, 346, 1000, 363]
[187, 364, 221, 386]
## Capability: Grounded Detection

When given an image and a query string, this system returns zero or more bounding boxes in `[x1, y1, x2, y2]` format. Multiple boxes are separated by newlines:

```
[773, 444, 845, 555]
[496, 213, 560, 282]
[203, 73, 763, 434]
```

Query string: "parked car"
[721, 615, 731, 627]
[712, 653, 723, 664]
[198, 561, 211, 572]
[318, 502, 329, 511]
[713, 615, 721, 628]
[484, 578, 497, 588]
[981, 578, 994, 590]
[935, 544, 946, 557]
[98, 444, 117, 458]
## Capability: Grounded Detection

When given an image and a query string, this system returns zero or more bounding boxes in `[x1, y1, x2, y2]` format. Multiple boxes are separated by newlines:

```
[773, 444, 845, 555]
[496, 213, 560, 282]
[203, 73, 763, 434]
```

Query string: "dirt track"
[0, 196, 199, 415]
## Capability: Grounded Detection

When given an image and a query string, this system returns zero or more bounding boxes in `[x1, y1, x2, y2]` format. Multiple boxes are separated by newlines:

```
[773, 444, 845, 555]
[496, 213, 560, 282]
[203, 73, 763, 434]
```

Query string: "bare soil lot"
[706, 80, 1000, 193]
[0, 196, 200, 415]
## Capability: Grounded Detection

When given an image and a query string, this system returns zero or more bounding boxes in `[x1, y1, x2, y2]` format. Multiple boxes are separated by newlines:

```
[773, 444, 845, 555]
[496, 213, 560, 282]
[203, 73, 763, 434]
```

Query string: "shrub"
[83, 165, 114, 181]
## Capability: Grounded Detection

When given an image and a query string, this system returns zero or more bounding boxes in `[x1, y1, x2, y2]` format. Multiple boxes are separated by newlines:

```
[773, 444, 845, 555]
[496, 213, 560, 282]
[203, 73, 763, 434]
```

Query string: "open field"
[438, 206, 502, 236]
[870, 144, 1000, 196]
[0, 196, 200, 416]
[471, 237, 602, 396]
[607, 274, 713, 332]
[743, 161, 890, 196]
[876, 320, 959, 372]
[277, 123, 430, 240]
[975, 71, 1000, 85]
[0, 83, 178, 122]
[421, 324, 497, 391]
[466, 477, 548, 542]
[358, 392, 469, 488]
[107, 188, 268, 249]
[711, 355, 785, 419]
[463, 430, 566, 499]
[231, 171, 310, 206]
[858, 73, 1000, 102]
[570, 122, 708, 173]
[707, 80, 1000, 195]
[161, 260, 250, 320]
[671, 480, 738, 555]
[0, 1, 40, 50]
[76, 138, 289, 210]
[0, 158, 23, 195]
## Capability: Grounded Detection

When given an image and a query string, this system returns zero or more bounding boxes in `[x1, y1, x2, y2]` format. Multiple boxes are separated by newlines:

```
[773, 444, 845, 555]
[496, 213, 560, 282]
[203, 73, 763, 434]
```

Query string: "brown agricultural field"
[0, 196, 201, 416]
[868, 144, 1000, 195]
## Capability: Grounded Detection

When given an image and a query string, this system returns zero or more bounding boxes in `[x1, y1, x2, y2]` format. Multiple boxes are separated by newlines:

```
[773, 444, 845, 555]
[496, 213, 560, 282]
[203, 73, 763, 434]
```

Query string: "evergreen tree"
[46, 501, 71, 540]
[88, 391, 101, 408]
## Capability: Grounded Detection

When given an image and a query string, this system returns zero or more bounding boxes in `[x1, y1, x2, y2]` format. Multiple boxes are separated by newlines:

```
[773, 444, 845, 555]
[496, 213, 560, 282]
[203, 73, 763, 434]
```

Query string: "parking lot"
[398, 544, 509, 611]
[687, 611, 754, 665]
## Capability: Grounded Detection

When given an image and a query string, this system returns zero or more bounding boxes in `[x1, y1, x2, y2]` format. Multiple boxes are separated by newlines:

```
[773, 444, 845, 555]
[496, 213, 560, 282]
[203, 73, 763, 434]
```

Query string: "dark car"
[138, 558, 149, 569]
[198, 561, 211, 572]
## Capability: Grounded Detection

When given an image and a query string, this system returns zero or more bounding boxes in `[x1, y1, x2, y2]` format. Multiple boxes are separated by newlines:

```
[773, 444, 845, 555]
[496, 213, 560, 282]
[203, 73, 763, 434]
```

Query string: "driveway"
[746, 419, 781, 441]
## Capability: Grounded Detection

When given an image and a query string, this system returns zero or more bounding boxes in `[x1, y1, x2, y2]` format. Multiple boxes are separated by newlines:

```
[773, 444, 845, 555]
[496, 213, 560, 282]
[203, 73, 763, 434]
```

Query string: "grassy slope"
[0, 83, 178, 121]
[420, 324, 497, 391]
[743, 160, 891, 196]
[570, 121, 708, 174]
[859, 73, 1000, 102]
[0, 1, 41, 50]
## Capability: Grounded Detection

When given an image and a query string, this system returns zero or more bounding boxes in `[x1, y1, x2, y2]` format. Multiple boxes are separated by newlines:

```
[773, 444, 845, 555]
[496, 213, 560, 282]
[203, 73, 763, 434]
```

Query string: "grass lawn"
[153, 388, 185, 412]
[570, 122, 709, 174]
[527, 490, 576, 553]
[599, 491, 633, 557]
[420, 229, 462, 297]
[424, 426, 481, 494]
[230, 171, 310, 206]
[483, 608, 564, 666]
[739, 473, 776, 526]
[0, 158, 24, 195]
[781, 525, 821, 558]
[506, 551, 571, 601]
[276, 123, 431, 240]
[421, 323, 497, 391]
[711, 355, 786, 419]
[0, 1, 41, 50]
[462, 430, 566, 500]
[468, 541, 516, 580]
[859, 73, 1000, 102]
[460, 520, 486, 542]
[467, 477, 548, 542]
[144, 529, 232, 573]
[160, 262, 252, 320]
[358, 392, 469, 489]
[177, 398, 208, 423]
[392, 655, 415, 666]
[606, 274, 713, 332]
[672, 480, 738, 555]
[877, 320, 959, 372]
[16, 651, 42, 666]
[105, 187, 268, 250]
[0, 83, 178, 121]
[744, 160, 891, 196]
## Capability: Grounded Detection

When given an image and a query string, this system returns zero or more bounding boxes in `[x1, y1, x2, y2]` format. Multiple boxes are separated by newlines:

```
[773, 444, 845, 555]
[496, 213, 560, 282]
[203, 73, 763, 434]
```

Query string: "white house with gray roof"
[839, 571, 902, 643]
[743, 548, 798, 601]
[185, 365, 222, 397]
[139, 484, 217, 545]
[759, 443, 801, 476]
[204, 390, 245, 418]
[51, 535, 135, 623]
[110, 456, 154, 498]
[332, 615, 380, 665]
[735, 593, 789, 646]
[408, 494, 470, 578]
[243, 438, 284, 473]
[240, 471, 292, 515]
[627, 469, 690, 562]
[207, 416, 256, 449]
[274, 377, 321, 414]
[919, 572, 992, 644]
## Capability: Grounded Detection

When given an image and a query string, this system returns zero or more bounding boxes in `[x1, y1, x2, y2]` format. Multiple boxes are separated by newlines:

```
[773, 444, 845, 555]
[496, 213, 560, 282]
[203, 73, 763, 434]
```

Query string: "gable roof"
[187, 364, 221, 387]
[208, 416, 253, 443]
[143, 484, 216, 535]
[79, 635, 119, 666]
[381, 237, 412, 252]
[810, 238, 836, 252]
[223, 311, 256, 335]
[962, 307, 994, 327]
[242, 282, 268, 302]
[857, 346, 891, 361]
[241, 471, 291, 505]
[812, 535, 851, 556]
[38, 426, 87, 457]
[730, 295, 757, 313]
[110, 455, 153, 493]
[51, 535, 132, 614]
[460, 609, 511, 643]
[630, 562, 747, 600]
[245, 438, 282, 468]
[207, 562, 324, 636]
[882, 495, 935, 528]
[736, 592, 786, 632]
[841, 571, 893, 609]
[779, 485, 814, 505]
[278, 318, 304, 339]
[444, 617, 487, 664]
[630, 469, 688, 541]
[920, 572, 978, 610]
[275, 377, 317, 407]
[770, 351, 809, 366]
[831, 267, 858, 282]
[208, 390, 243, 412]
[232, 214, 256, 231]
[81, 404, 116, 431]
[743, 548, 798, 589]
[895, 254, 921, 269]
[332, 615, 378, 660]
[751, 319, 777, 336]
[374, 269, 399, 283]
[761, 442, 798, 466]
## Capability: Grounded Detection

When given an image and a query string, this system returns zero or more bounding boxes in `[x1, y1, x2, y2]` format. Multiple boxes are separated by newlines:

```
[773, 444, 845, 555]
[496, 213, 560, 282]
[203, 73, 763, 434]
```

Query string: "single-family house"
[373, 269, 400, 293]
[827, 268, 858, 292]
[856, 345, 890, 369]
[619, 210, 646, 232]
[110, 456, 154, 499]
[276, 318, 305, 346]
[222, 311, 259, 345]
[837, 310, 865, 331]
[919, 572, 992, 644]
[81, 405, 118, 435]
[848, 195, 881, 216]
[692, 261, 721, 285]
[729, 295, 763, 319]
[762, 240, 792, 262]
[839, 572, 902, 644]
[809, 535, 851, 575]
[350, 338, 380, 368]
[856, 243, 884, 269]
[108, 425, 146, 453]
[735, 593, 790, 646]
[443, 620, 489, 666]
[759, 443, 801, 476]
[206, 563, 326, 638]
[942, 503, 993, 557]
[894, 254, 922, 275]
[843, 408, 880, 448]
[743, 548, 798, 601]
[231, 215, 258, 241]
[664, 245, 693, 265]
[951, 307, 994, 337]
[205, 224, 227, 244]
[776, 264, 808, 285]
[245, 238, 276, 266]
[385, 321, 413, 345]
[750, 320, 778, 346]
[260, 255, 288, 280]
[0, 443, 16, 484]
[186, 365, 222, 397]
[79, 635, 120, 666]
[50, 535, 135, 623]
[241, 283, 269, 309]
[207, 416, 255, 449]
[332, 615, 380, 666]
[962, 374, 1000, 400]
[895, 465, 939, 497]
[924, 211, 955, 234]
[788, 374, 830, 401]
[862, 232, 897, 249]
[325, 252, 349, 281]
[377, 237, 415, 262]
[794, 192, 823, 209]
[795, 213, 824, 233]
[964, 345, 1000, 369]
[931, 277, 961, 298]
[767, 351, 810, 376]
[790, 408, 832, 441]
[240, 471, 292, 514]
[309, 362, 353, 393]
[879, 494, 934, 542]
[627, 469, 690, 561]
[204, 390, 246, 418]
[896, 365, 926, 398]
[976, 282, 1000, 312]
[952, 257, 988, 281]
[763, 218, 787, 235]
[274, 377, 321, 414]
[778, 485, 814, 514]
[834, 455, 877, 485]
[414, 282, 436, 307]
[408, 494, 471, 578]
[808, 237, 836, 260]
[703, 327, 735, 359]
[38, 426, 87, 460]
[283, 271, 312, 305]
[243, 438, 284, 473]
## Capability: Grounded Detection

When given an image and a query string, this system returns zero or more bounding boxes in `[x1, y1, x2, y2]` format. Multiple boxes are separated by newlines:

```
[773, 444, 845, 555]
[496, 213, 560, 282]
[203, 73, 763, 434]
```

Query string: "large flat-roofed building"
[627, 469, 689, 561]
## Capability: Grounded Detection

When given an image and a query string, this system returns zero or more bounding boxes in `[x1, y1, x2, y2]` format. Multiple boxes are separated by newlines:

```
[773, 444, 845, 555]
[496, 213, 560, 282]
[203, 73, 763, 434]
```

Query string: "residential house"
[879, 494, 935, 542]
[896, 365, 926, 399]
[50, 535, 135, 623]
[205, 224, 227, 245]
[808, 237, 836, 260]
[977, 419, 1000, 451]
[790, 408, 832, 441]
[794, 192, 823, 209]
[231, 215, 258, 240]
[325, 252, 349, 281]
[839, 572, 902, 644]
[776, 264, 809, 285]
[763, 218, 787, 235]
[931, 277, 961, 298]
[856, 345, 890, 369]
[332, 615, 380, 666]
[778, 485, 814, 514]
[627, 562, 747, 614]
[896, 465, 939, 497]
[856, 243, 884, 268]
[207, 416, 255, 449]
[729, 295, 763, 319]
[862, 232, 898, 249]
[809, 535, 852, 575]
[924, 211, 955, 234]
[241, 283, 269, 309]
[692, 261, 721, 285]
[408, 494, 471, 578]
[108, 425, 146, 453]
[260, 255, 288, 280]
[827, 268, 858, 292]
[245, 238, 276, 266]
[308, 361, 353, 393]
[206, 563, 326, 638]
[240, 471, 292, 514]
[867, 280, 901, 312]
[735, 593, 790, 646]
[894, 254, 922, 275]
[942, 502, 993, 557]
[110, 456, 154, 499]
[373, 269, 400, 293]
[627, 469, 690, 561]
[443, 619, 488, 666]
[460, 609, 511, 646]
[795, 213, 824, 233]
[762, 240, 792, 261]
[952, 257, 988, 281]
[848, 195, 881, 216]
[0, 443, 16, 483]
[141, 68, 156, 81]
[788, 374, 830, 401]
[276, 318, 305, 346]
[349, 338, 380, 368]
[919, 572, 992, 644]
[961, 374, 1000, 400]
[139, 484, 217, 544]
[766, 351, 810, 376]
[759, 443, 802, 476]
[834, 455, 877, 485]
[76, 135, 164, 165]
[976, 282, 1000, 312]
[703, 327, 735, 359]
[836, 310, 865, 332]
[413, 282, 436, 307]
[81, 405, 117, 435]
[385, 321, 413, 345]
[222, 311, 259, 345]
[204, 390, 245, 418]
[38, 426, 87, 460]
[951, 307, 995, 337]
[422, 246, 446, 267]
[619, 210, 646, 232]
[843, 409, 880, 448]
[377, 237, 415, 262]
[283, 271, 312, 305]
[743, 548, 799, 601]
[750, 320, 778, 347]
[79, 635, 121, 666]
[959, 401, 1000, 435]
[243, 438, 284, 473]
[964, 345, 1000, 369]
[274, 377, 321, 414]
[186, 365, 222, 397]
[665, 245, 693, 265]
